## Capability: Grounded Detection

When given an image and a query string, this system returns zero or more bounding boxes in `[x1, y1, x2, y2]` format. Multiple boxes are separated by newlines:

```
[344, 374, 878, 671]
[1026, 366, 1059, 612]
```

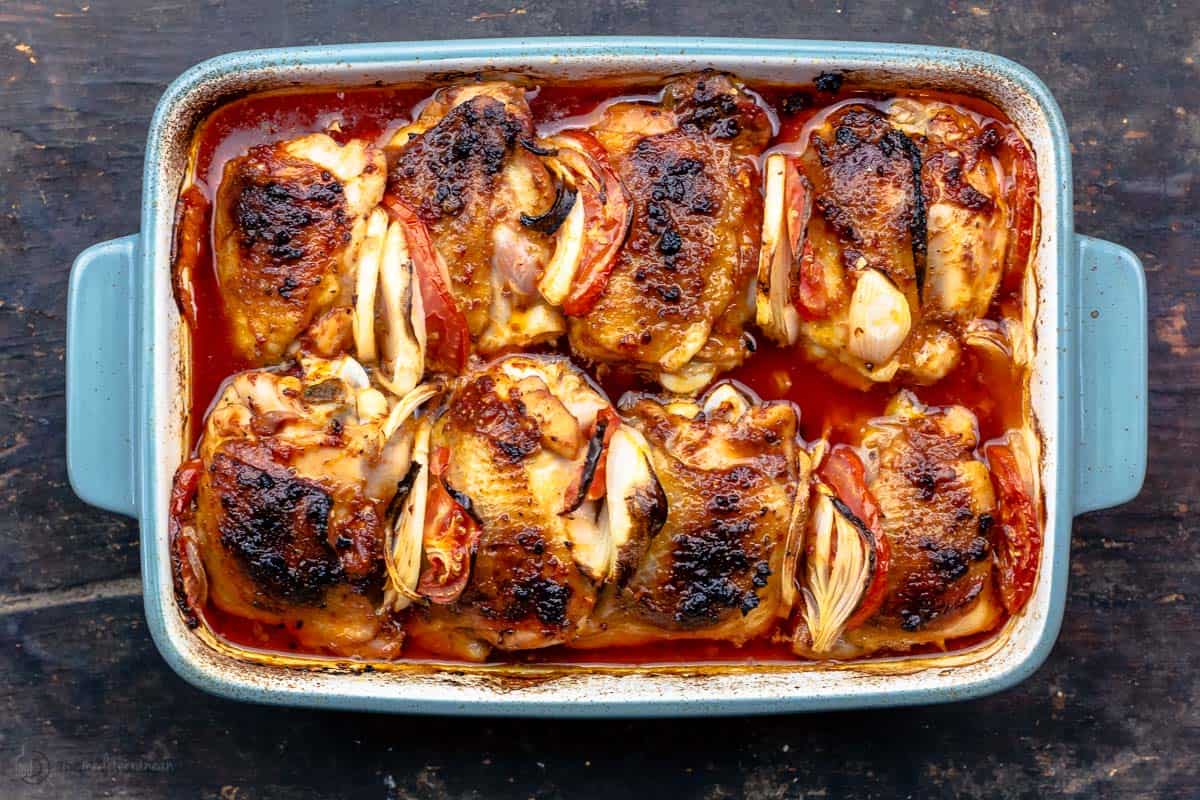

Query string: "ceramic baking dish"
[65, 37, 1147, 716]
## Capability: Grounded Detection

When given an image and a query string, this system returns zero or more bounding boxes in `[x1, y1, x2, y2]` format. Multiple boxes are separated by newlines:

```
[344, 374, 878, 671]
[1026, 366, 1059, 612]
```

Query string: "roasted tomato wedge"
[818, 446, 890, 630]
[794, 239, 835, 320]
[169, 457, 203, 528]
[383, 197, 470, 372]
[542, 131, 632, 316]
[168, 458, 207, 611]
[417, 447, 481, 604]
[985, 442, 1041, 614]
[989, 124, 1040, 295]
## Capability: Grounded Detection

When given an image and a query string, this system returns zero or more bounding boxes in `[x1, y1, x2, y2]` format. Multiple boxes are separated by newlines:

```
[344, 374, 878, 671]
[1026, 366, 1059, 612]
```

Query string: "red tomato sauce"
[175, 78, 1035, 665]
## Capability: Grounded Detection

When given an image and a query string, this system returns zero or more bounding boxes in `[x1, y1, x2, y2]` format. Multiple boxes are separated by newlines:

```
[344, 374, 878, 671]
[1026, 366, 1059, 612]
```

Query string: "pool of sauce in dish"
[176, 78, 1035, 665]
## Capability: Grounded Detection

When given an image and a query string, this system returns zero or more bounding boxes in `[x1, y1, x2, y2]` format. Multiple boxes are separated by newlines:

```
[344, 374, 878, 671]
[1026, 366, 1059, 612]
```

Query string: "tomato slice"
[782, 156, 810, 259]
[417, 447, 481, 604]
[985, 442, 1041, 614]
[382, 197, 470, 372]
[986, 124, 1039, 296]
[169, 457, 203, 526]
[794, 238, 836, 321]
[769, 156, 830, 322]
[819, 446, 890, 630]
[169, 458, 206, 611]
[550, 131, 632, 316]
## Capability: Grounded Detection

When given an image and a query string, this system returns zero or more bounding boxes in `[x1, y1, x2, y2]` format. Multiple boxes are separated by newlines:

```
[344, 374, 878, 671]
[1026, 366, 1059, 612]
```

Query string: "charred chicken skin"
[403, 355, 615, 660]
[384, 82, 564, 369]
[171, 355, 418, 658]
[577, 383, 811, 647]
[566, 73, 771, 393]
[757, 99, 1032, 388]
[793, 392, 1037, 658]
[214, 134, 386, 365]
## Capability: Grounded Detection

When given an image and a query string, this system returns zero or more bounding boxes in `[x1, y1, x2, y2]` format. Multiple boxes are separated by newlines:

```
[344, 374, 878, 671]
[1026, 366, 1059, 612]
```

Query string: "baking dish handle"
[1072, 234, 1148, 515]
[67, 235, 139, 517]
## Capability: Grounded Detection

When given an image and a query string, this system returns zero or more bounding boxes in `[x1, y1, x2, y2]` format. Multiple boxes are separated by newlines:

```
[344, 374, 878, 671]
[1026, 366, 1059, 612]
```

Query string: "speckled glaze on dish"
[66, 37, 1147, 717]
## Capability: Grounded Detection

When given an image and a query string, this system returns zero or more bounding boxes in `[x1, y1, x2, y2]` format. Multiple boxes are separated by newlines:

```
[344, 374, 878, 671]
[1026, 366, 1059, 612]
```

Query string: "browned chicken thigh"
[214, 134, 386, 364]
[793, 392, 1006, 658]
[757, 99, 1034, 388]
[402, 355, 616, 660]
[576, 383, 811, 647]
[566, 73, 771, 393]
[384, 82, 564, 369]
[171, 354, 418, 658]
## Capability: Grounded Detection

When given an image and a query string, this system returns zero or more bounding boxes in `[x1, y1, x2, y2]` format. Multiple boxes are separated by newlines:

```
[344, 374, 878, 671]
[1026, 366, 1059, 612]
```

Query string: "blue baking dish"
[65, 37, 1147, 716]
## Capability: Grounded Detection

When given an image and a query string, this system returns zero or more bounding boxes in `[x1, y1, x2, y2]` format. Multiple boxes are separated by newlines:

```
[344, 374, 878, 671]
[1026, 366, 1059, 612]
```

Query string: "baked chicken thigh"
[214, 134, 386, 364]
[170, 354, 421, 658]
[577, 383, 811, 647]
[793, 391, 1038, 658]
[402, 355, 616, 660]
[757, 99, 1034, 387]
[565, 73, 771, 393]
[383, 82, 564, 369]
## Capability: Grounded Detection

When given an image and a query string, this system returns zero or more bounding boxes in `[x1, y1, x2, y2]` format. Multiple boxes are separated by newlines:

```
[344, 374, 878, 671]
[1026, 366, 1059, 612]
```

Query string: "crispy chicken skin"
[767, 100, 1018, 387]
[567, 73, 771, 393]
[405, 355, 613, 660]
[214, 134, 386, 365]
[795, 392, 1002, 658]
[576, 383, 810, 647]
[384, 82, 564, 358]
[172, 356, 412, 658]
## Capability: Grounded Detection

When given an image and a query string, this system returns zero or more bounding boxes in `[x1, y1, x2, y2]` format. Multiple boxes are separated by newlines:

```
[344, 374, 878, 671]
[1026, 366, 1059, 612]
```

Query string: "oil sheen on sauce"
[176, 79, 1036, 666]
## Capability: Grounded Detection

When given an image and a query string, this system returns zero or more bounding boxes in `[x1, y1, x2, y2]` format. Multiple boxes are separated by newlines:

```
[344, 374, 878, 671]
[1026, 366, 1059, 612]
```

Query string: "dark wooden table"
[2, 2, 1196, 797]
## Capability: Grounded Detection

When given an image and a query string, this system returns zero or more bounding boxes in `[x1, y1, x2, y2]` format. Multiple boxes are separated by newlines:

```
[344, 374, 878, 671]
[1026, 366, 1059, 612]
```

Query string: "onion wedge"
[382, 381, 442, 440]
[779, 447, 813, 615]
[352, 208, 388, 363]
[535, 131, 631, 316]
[383, 415, 433, 612]
[846, 268, 912, 366]
[593, 423, 667, 585]
[756, 153, 812, 345]
[819, 446, 889, 631]
[377, 220, 427, 397]
[799, 486, 880, 653]
[383, 197, 470, 372]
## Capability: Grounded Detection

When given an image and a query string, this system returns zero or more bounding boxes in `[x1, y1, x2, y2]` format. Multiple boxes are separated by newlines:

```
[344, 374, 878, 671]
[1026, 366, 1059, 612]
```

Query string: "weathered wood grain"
[0, 0, 1195, 798]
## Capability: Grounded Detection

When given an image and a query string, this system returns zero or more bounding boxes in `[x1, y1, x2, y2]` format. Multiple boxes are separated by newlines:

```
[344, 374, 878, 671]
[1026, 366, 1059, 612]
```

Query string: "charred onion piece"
[595, 423, 667, 585]
[520, 181, 577, 236]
